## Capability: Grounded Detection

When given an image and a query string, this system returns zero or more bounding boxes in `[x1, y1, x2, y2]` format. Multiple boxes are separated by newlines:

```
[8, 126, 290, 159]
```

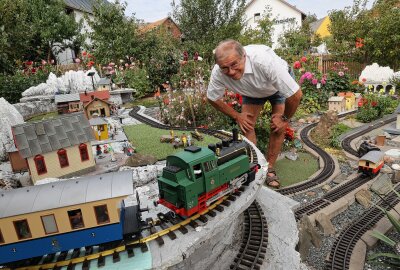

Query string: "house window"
[34, 155, 47, 175]
[254, 13, 261, 21]
[98, 125, 105, 132]
[41, 214, 58, 234]
[0, 230, 4, 243]
[68, 209, 85, 229]
[94, 205, 110, 224]
[79, 143, 89, 161]
[14, 219, 32, 240]
[90, 110, 98, 116]
[57, 149, 69, 168]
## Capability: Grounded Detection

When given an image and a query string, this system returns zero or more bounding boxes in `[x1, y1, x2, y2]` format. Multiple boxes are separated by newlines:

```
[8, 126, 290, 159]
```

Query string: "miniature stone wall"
[13, 100, 56, 120]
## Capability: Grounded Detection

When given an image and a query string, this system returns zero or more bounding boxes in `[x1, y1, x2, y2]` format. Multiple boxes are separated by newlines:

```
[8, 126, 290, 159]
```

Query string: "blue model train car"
[0, 170, 141, 266]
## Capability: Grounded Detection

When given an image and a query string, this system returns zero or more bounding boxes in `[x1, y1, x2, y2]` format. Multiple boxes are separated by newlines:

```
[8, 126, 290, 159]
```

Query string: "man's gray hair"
[214, 39, 245, 62]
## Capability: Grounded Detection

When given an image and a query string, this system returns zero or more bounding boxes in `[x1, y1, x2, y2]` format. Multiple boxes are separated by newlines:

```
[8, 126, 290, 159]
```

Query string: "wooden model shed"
[328, 96, 346, 113]
[54, 93, 82, 115]
[11, 112, 96, 184]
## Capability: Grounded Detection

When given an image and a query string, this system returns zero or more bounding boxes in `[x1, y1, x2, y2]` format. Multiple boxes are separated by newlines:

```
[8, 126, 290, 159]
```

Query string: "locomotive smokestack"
[232, 128, 239, 142]
[208, 144, 216, 152]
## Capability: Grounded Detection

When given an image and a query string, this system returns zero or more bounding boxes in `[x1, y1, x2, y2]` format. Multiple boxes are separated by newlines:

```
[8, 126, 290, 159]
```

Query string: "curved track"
[341, 114, 396, 157]
[230, 201, 268, 270]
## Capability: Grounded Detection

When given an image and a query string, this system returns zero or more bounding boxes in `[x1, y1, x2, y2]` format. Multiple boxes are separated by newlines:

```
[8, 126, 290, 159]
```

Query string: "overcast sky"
[123, 0, 372, 22]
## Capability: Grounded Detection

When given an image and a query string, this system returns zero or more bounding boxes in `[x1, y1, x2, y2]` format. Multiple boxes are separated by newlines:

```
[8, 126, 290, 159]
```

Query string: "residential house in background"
[310, 16, 331, 39]
[56, 0, 110, 64]
[11, 112, 96, 184]
[328, 96, 346, 113]
[244, 0, 306, 48]
[139, 17, 182, 40]
[89, 117, 109, 140]
[55, 93, 82, 114]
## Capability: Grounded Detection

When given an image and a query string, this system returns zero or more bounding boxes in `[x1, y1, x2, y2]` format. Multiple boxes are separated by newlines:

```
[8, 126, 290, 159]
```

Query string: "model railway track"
[294, 174, 370, 221]
[341, 114, 396, 157]
[12, 193, 247, 270]
[230, 201, 268, 270]
[325, 184, 400, 270]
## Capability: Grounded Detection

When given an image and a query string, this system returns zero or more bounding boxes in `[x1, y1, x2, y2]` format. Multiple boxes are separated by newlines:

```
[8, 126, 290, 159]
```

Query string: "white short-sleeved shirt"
[207, 45, 299, 101]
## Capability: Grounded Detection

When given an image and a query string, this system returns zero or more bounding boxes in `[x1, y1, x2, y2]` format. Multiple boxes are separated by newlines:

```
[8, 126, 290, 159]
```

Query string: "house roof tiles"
[79, 91, 111, 103]
[12, 112, 95, 159]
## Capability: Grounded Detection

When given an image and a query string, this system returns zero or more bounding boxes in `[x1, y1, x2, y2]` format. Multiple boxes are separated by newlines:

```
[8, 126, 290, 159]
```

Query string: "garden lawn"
[27, 111, 58, 122]
[274, 152, 319, 187]
[124, 124, 220, 160]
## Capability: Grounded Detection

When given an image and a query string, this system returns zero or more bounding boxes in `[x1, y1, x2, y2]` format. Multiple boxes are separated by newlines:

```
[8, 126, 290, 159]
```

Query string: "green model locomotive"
[157, 130, 259, 217]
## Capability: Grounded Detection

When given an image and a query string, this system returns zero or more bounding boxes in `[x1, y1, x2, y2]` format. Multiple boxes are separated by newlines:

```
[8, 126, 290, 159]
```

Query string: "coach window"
[34, 155, 47, 175]
[57, 149, 69, 168]
[14, 219, 32, 240]
[193, 164, 203, 179]
[79, 143, 89, 161]
[0, 229, 4, 243]
[203, 160, 216, 172]
[94, 205, 110, 224]
[68, 209, 85, 229]
[41, 214, 58, 234]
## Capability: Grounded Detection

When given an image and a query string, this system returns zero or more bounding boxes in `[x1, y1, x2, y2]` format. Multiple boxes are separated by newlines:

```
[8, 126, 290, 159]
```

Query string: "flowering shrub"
[292, 56, 328, 113]
[158, 89, 243, 131]
[324, 62, 351, 94]
[356, 91, 399, 123]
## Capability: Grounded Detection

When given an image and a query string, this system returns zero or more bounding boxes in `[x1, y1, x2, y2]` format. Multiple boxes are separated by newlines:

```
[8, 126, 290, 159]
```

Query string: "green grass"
[123, 124, 220, 160]
[123, 97, 160, 108]
[26, 111, 58, 122]
[274, 151, 319, 187]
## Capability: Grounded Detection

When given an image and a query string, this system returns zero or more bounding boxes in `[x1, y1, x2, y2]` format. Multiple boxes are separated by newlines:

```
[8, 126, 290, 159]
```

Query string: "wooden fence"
[312, 54, 366, 81]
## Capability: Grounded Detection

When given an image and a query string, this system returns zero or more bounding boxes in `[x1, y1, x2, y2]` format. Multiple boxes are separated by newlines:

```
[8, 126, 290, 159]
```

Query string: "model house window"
[94, 205, 110, 224]
[57, 149, 69, 168]
[41, 214, 58, 234]
[90, 110, 98, 116]
[79, 143, 89, 161]
[34, 155, 47, 175]
[68, 209, 85, 229]
[98, 125, 105, 131]
[254, 13, 261, 21]
[14, 219, 32, 240]
[0, 230, 4, 243]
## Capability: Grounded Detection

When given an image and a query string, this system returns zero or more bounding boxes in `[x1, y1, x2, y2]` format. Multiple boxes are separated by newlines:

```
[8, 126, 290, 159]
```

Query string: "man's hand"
[235, 112, 254, 133]
[270, 114, 288, 133]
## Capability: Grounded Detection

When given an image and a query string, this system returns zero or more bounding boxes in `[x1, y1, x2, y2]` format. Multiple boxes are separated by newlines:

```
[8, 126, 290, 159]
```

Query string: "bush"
[123, 68, 151, 98]
[356, 93, 399, 123]
[0, 70, 48, 104]
[330, 123, 351, 148]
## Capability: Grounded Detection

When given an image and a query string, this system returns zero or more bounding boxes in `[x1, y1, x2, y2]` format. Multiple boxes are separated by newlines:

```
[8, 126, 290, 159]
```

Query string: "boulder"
[298, 216, 322, 260]
[316, 213, 335, 236]
[125, 153, 158, 167]
[355, 189, 372, 208]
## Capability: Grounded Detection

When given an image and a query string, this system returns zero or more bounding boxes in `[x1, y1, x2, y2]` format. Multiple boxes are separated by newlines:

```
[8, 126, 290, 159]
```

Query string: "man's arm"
[207, 98, 254, 132]
[283, 88, 303, 119]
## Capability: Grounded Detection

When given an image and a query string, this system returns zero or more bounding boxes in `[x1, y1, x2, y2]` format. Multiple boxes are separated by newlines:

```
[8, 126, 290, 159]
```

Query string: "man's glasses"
[219, 55, 244, 74]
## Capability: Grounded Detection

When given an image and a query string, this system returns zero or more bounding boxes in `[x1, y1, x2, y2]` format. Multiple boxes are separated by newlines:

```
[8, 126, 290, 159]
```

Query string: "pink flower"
[41, 60, 47, 65]
[362, 78, 367, 82]
[312, 79, 318, 85]
[125, 63, 129, 67]
[75, 58, 81, 63]
[293, 61, 301, 69]
[109, 62, 115, 67]
[50, 59, 55, 64]
[304, 72, 313, 80]
[338, 71, 344, 77]
[300, 56, 307, 63]
[321, 79, 326, 85]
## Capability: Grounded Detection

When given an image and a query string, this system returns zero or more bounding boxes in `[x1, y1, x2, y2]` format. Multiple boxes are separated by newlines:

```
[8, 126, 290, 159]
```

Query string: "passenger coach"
[0, 170, 133, 265]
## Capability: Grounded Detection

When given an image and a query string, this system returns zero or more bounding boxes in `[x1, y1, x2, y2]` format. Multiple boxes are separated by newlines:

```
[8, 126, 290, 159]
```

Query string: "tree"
[173, 0, 246, 61]
[87, 0, 139, 65]
[0, 0, 82, 74]
[239, 7, 274, 47]
[276, 13, 321, 58]
[327, 0, 400, 69]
